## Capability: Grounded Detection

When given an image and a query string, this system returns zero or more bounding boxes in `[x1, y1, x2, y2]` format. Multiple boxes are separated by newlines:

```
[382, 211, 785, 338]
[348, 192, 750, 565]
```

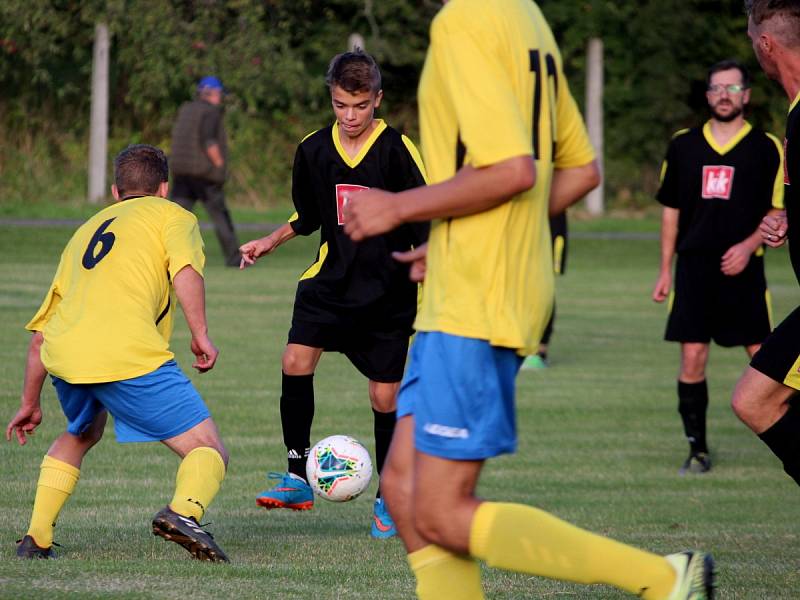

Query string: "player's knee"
[282, 349, 315, 375]
[730, 385, 753, 424]
[414, 503, 449, 546]
[369, 385, 398, 412]
[77, 427, 104, 449]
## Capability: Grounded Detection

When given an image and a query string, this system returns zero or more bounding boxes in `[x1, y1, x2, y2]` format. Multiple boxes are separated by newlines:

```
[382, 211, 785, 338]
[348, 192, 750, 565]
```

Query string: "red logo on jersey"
[335, 184, 368, 225]
[785, 138, 791, 185]
[701, 165, 735, 199]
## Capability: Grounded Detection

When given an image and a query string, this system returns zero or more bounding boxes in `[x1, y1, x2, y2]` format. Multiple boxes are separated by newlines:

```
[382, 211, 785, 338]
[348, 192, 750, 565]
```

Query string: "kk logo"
[335, 184, 368, 225]
[701, 165, 735, 199]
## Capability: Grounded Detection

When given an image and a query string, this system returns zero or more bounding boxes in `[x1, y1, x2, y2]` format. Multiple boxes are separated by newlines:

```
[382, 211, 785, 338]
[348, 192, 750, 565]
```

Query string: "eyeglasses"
[707, 84, 746, 95]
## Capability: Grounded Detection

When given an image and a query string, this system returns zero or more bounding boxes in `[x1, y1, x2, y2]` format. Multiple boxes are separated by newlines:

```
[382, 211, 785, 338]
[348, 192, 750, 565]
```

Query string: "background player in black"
[522, 212, 568, 370]
[239, 51, 428, 537]
[652, 59, 783, 474]
[734, 0, 800, 490]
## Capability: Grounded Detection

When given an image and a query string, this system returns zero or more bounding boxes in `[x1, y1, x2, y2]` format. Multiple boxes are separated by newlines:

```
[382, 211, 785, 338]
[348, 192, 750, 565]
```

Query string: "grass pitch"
[1, 219, 798, 599]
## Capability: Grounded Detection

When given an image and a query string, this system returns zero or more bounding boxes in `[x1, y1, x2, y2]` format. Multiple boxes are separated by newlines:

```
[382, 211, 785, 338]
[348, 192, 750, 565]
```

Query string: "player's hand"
[343, 188, 402, 241]
[6, 402, 43, 446]
[393, 244, 428, 282]
[652, 270, 671, 303]
[721, 242, 752, 276]
[190, 335, 219, 373]
[239, 236, 277, 269]
[760, 212, 788, 248]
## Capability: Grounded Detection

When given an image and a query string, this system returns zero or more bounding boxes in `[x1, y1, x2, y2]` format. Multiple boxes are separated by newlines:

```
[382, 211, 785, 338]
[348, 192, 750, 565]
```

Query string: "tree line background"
[0, 0, 790, 212]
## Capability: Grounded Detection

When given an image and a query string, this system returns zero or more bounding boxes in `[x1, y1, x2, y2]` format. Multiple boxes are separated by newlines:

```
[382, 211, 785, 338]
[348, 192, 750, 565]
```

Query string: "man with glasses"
[652, 59, 784, 474]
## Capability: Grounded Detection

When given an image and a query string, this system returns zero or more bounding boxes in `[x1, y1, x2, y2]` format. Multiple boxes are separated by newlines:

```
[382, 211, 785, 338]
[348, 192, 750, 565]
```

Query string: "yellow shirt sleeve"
[554, 84, 595, 169]
[26, 249, 70, 332]
[431, 17, 531, 168]
[164, 209, 205, 280]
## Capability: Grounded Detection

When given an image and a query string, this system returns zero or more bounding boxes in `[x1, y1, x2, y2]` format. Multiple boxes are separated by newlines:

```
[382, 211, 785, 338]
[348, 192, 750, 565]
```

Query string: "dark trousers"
[171, 175, 240, 266]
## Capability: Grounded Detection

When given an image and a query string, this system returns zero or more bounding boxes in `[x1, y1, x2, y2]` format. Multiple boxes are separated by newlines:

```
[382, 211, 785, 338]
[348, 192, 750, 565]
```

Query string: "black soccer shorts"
[665, 251, 771, 347]
[750, 304, 800, 390]
[288, 320, 410, 383]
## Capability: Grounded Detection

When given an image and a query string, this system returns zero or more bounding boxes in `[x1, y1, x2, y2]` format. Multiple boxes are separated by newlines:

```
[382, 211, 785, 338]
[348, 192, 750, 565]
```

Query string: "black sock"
[281, 372, 314, 482]
[678, 380, 709, 454]
[758, 401, 800, 487]
[373, 409, 396, 499]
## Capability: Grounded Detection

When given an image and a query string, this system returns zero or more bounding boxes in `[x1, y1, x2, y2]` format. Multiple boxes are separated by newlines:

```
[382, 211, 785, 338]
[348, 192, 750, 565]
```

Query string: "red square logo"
[701, 165, 735, 199]
[335, 184, 368, 225]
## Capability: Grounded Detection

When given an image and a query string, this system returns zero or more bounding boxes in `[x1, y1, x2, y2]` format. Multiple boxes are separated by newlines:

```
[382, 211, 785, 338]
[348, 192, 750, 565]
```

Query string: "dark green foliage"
[539, 0, 790, 205]
[0, 1, 791, 208]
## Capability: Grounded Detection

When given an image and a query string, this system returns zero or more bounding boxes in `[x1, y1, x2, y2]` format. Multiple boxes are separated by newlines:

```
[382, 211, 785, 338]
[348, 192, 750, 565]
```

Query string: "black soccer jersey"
[288, 119, 428, 332]
[785, 97, 800, 284]
[657, 121, 783, 254]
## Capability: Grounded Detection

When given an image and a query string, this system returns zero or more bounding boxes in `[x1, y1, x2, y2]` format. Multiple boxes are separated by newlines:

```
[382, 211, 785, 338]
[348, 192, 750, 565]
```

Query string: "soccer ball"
[306, 435, 373, 502]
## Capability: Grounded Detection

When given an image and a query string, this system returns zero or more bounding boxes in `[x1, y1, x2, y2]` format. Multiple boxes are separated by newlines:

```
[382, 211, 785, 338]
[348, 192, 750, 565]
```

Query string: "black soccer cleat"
[16, 535, 56, 559]
[151, 506, 229, 563]
[679, 452, 712, 475]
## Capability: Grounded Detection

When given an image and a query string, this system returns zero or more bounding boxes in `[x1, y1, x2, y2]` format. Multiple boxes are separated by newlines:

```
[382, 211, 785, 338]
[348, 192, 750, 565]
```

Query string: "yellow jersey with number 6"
[26, 196, 205, 384]
[414, 0, 594, 354]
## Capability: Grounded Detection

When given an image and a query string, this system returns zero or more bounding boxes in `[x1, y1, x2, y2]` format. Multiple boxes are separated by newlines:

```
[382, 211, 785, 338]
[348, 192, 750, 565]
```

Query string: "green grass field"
[1, 219, 799, 599]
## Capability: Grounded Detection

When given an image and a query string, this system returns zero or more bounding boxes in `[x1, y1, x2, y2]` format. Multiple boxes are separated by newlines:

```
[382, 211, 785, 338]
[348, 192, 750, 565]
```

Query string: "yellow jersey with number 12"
[414, 0, 595, 354]
[26, 196, 205, 384]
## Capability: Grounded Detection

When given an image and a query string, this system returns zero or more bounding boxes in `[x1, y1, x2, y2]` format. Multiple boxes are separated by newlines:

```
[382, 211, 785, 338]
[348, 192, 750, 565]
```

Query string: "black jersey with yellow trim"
[288, 119, 429, 331]
[657, 121, 783, 255]
[785, 94, 800, 284]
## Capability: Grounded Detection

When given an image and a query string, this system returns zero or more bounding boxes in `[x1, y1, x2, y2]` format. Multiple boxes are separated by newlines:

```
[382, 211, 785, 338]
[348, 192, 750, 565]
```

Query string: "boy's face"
[331, 85, 383, 140]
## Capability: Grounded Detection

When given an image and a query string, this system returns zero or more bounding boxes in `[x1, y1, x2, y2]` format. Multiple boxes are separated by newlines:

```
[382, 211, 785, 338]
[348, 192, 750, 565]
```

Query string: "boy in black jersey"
[239, 51, 427, 537]
[652, 59, 784, 474]
[734, 0, 800, 490]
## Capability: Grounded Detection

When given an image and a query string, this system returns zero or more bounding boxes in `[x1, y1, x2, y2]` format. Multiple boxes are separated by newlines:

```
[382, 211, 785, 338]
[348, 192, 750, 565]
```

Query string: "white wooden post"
[585, 37, 604, 215]
[88, 22, 110, 204]
[348, 33, 365, 52]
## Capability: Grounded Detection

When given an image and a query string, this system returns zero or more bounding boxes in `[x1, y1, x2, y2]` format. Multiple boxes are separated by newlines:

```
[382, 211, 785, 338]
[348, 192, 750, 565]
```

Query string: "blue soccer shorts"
[397, 331, 523, 460]
[51, 360, 211, 443]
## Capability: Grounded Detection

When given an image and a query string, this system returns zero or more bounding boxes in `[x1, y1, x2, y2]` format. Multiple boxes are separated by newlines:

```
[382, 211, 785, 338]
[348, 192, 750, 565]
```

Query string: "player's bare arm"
[721, 211, 778, 275]
[653, 206, 678, 303]
[6, 331, 46, 445]
[343, 155, 535, 241]
[173, 265, 218, 373]
[760, 209, 788, 248]
[549, 159, 601, 217]
[239, 222, 297, 269]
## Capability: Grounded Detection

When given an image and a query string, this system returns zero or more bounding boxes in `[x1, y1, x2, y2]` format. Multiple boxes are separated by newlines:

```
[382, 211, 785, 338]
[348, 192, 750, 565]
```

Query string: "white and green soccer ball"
[306, 435, 373, 502]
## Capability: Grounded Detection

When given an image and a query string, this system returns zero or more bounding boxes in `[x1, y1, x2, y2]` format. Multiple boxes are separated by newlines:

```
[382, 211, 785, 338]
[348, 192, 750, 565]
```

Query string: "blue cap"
[197, 76, 224, 91]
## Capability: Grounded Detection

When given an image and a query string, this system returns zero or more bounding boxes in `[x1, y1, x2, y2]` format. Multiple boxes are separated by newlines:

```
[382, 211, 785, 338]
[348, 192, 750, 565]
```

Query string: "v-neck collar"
[702, 120, 751, 156]
[332, 119, 387, 168]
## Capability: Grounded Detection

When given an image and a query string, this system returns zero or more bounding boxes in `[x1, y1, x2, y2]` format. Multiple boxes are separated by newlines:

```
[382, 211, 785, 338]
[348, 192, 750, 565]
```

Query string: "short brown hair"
[707, 59, 750, 88]
[746, 0, 800, 47]
[325, 50, 382, 94]
[114, 144, 169, 197]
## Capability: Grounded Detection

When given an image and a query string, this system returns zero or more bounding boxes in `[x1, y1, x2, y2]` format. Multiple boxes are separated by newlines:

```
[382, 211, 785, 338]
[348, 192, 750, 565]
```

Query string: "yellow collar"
[702, 120, 752, 155]
[332, 119, 387, 168]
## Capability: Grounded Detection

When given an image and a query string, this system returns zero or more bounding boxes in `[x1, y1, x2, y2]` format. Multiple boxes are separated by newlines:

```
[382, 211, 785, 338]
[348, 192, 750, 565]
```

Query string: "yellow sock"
[27, 455, 80, 548]
[408, 545, 484, 600]
[469, 502, 676, 599]
[169, 447, 226, 521]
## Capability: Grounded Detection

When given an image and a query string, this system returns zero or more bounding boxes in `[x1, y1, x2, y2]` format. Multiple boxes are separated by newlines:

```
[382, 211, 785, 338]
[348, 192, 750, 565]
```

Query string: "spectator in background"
[170, 76, 240, 266]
